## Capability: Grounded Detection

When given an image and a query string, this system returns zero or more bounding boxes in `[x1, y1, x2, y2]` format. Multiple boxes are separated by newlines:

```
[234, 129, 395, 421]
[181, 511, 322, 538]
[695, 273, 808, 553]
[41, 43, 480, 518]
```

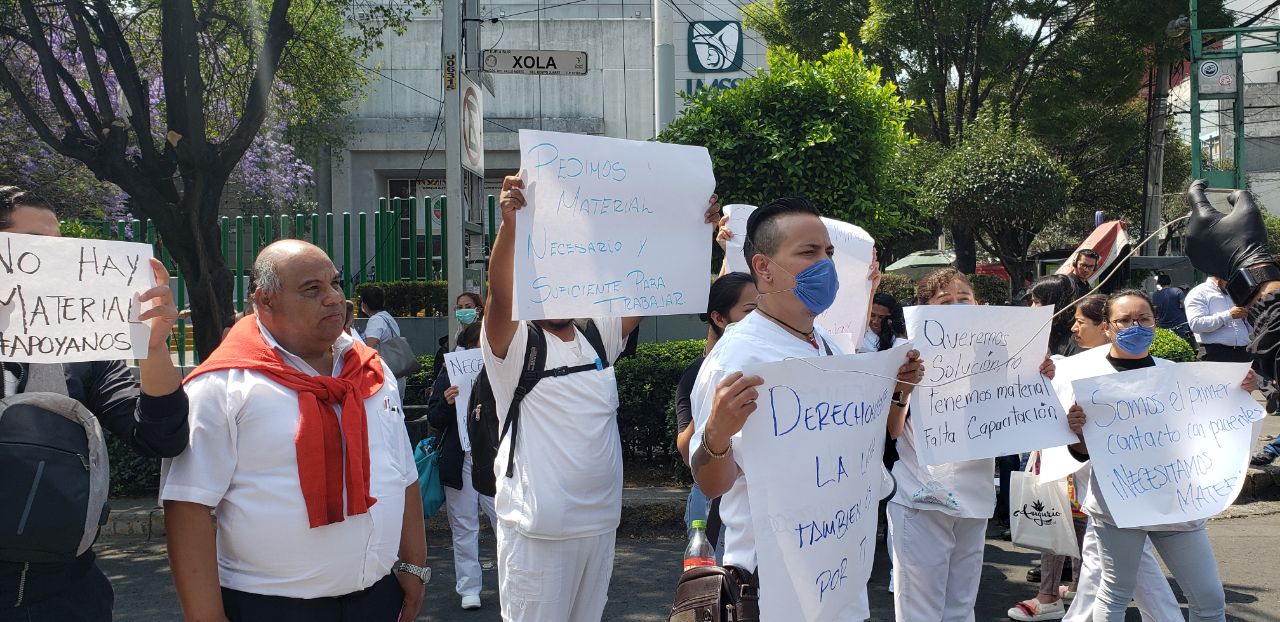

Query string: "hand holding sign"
[703, 371, 765, 453]
[138, 258, 180, 353]
[512, 130, 716, 320]
[1073, 361, 1262, 527]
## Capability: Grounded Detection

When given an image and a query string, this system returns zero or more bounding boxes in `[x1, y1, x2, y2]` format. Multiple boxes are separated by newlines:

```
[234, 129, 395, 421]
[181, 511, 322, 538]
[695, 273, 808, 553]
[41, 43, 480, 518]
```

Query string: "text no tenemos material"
[722, 204, 875, 340]
[903, 305, 1075, 465]
[1072, 362, 1262, 528]
[512, 130, 715, 320]
[0, 233, 155, 363]
[737, 345, 908, 621]
[443, 348, 485, 451]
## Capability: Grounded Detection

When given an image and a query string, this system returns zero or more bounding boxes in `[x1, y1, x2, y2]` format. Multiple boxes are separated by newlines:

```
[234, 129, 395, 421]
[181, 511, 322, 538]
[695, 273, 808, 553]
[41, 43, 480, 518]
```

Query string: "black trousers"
[222, 573, 404, 622]
[0, 564, 113, 622]
[1199, 343, 1254, 363]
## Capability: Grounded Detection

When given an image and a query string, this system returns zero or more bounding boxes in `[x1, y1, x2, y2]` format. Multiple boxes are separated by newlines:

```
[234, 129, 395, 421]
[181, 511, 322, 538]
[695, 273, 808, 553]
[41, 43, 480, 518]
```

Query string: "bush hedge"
[615, 339, 707, 471]
[1151, 327, 1196, 363]
[355, 281, 450, 317]
[105, 434, 161, 497]
[877, 272, 916, 303]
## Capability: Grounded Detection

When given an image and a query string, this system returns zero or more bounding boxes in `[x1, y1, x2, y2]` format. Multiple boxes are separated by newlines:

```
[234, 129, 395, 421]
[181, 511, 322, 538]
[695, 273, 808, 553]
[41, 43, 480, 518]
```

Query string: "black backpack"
[467, 320, 610, 497]
[0, 363, 110, 564]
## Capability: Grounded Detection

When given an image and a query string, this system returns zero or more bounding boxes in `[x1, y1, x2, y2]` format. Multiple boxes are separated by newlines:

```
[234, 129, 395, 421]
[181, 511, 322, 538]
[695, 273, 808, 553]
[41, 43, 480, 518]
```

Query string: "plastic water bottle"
[683, 519, 716, 571]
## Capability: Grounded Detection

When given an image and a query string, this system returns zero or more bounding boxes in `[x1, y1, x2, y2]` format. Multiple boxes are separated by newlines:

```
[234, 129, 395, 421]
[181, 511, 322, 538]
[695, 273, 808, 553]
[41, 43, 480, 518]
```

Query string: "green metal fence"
[77, 195, 499, 365]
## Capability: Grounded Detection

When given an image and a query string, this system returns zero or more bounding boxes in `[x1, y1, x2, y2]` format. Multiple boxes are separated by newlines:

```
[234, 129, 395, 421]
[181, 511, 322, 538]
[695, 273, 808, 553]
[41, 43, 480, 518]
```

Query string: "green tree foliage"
[922, 111, 1076, 298]
[742, 0, 869, 61]
[659, 40, 920, 244]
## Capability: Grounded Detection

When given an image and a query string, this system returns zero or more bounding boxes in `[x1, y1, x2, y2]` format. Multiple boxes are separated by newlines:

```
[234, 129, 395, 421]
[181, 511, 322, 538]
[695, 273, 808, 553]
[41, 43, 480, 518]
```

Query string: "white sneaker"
[461, 595, 481, 610]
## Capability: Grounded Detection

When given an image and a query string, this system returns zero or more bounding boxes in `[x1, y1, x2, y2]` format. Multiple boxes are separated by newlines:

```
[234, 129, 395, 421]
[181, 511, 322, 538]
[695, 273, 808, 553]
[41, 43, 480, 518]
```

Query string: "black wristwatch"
[891, 391, 908, 408]
[1225, 263, 1280, 306]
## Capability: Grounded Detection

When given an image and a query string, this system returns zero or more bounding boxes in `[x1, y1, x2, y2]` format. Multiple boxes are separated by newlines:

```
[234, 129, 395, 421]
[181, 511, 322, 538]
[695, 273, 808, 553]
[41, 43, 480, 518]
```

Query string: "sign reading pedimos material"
[0, 233, 155, 363]
[512, 130, 715, 320]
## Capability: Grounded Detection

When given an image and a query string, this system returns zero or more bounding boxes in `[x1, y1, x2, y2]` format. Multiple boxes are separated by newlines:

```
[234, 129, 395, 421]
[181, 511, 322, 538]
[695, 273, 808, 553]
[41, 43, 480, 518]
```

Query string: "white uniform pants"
[887, 503, 986, 622]
[1063, 519, 1183, 621]
[443, 453, 497, 597]
[496, 521, 616, 622]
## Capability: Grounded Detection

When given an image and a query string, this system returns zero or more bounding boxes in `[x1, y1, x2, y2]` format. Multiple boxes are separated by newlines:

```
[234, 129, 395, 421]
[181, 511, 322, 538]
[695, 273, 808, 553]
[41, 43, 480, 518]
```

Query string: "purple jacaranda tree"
[0, 0, 421, 356]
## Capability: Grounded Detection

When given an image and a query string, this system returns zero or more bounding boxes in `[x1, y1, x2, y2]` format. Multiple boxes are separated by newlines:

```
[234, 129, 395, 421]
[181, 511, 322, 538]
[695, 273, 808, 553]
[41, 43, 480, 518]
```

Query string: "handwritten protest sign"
[0, 233, 154, 363]
[1073, 362, 1261, 527]
[904, 305, 1074, 465]
[512, 130, 715, 320]
[737, 345, 906, 621]
[443, 348, 485, 450]
[722, 204, 875, 338]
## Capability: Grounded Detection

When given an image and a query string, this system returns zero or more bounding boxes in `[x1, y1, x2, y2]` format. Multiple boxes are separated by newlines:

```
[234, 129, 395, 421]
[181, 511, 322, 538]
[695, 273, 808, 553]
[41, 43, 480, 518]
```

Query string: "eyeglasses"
[1078, 262, 1098, 271]
[1110, 317, 1155, 329]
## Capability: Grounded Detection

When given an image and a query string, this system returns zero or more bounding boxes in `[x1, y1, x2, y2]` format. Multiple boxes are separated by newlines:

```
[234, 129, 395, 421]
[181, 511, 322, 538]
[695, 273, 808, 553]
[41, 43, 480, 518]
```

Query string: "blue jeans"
[1263, 435, 1280, 458]
[684, 483, 724, 562]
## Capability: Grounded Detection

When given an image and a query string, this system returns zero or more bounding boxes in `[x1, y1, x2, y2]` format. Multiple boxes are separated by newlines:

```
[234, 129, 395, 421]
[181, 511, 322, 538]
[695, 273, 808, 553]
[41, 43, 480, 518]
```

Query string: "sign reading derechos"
[0, 233, 155, 363]
[513, 129, 715, 320]
[737, 346, 907, 621]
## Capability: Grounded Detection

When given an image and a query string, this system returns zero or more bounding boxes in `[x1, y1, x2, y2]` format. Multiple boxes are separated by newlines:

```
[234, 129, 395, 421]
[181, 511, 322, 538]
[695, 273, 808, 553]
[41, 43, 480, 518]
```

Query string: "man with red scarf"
[161, 240, 427, 621]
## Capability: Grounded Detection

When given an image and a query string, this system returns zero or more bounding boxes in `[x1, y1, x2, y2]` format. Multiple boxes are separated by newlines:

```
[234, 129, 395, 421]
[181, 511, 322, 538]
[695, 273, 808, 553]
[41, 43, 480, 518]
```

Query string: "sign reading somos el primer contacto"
[1073, 362, 1262, 528]
[513, 130, 715, 320]
[737, 345, 907, 621]
[0, 232, 155, 363]
[904, 305, 1075, 465]
[722, 204, 875, 338]
[443, 348, 485, 450]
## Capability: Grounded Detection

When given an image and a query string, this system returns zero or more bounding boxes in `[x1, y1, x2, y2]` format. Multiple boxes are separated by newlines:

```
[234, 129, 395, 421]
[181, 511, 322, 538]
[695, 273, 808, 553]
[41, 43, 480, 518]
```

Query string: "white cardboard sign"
[737, 345, 907, 621]
[443, 348, 485, 450]
[1073, 362, 1261, 528]
[722, 204, 875, 339]
[903, 305, 1075, 465]
[0, 233, 155, 363]
[513, 130, 715, 320]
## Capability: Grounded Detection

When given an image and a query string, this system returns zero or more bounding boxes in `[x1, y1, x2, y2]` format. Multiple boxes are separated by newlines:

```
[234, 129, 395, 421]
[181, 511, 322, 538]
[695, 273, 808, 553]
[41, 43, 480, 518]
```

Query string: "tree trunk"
[952, 225, 976, 273]
[143, 187, 236, 361]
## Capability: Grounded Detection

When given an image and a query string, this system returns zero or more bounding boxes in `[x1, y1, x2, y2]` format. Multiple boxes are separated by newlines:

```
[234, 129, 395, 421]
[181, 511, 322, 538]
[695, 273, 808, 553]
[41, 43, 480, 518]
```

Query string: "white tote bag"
[1010, 454, 1077, 557]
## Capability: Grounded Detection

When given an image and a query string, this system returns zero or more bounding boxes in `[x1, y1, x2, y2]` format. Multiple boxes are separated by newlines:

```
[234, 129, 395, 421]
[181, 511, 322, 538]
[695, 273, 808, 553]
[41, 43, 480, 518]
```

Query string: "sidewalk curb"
[100, 488, 690, 541]
[1244, 464, 1280, 501]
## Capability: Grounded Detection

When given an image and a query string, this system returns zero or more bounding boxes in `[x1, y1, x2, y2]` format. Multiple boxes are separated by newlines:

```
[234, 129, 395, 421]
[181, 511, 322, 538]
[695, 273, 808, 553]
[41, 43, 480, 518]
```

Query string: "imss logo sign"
[688, 21, 743, 73]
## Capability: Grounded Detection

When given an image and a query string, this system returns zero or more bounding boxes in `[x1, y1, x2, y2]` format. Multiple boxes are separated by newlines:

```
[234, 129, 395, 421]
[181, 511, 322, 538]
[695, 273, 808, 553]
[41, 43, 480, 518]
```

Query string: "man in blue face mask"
[688, 197, 924, 617]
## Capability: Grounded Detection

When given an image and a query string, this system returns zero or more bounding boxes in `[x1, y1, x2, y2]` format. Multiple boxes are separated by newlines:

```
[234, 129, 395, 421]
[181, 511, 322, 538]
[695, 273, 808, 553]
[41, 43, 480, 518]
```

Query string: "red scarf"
[186, 317, 385, 528]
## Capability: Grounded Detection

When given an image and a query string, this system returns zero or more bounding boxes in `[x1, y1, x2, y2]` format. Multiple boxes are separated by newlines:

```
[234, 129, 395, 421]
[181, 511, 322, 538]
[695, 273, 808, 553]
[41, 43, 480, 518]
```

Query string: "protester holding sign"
[889, 268, 1057, 622]
[483, 172, 718, 621]
[0, 187, 188, 621]
[426, 323, 496, 611]
[689, 197, 924, 619]
[1062, 290, 1253, 622]
[675, 272, 758, 545]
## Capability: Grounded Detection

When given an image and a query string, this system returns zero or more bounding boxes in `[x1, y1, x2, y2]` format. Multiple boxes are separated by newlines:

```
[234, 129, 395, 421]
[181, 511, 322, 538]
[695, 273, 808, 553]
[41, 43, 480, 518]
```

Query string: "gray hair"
[251, 253, 283, 295]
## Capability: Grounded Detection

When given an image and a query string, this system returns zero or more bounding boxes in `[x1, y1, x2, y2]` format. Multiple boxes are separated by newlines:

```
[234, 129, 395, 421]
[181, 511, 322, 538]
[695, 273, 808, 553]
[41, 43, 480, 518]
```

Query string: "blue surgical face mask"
[766, 257, 840, 315]
[1113, 324, 1155, 356]
[455, 308, 478, 325]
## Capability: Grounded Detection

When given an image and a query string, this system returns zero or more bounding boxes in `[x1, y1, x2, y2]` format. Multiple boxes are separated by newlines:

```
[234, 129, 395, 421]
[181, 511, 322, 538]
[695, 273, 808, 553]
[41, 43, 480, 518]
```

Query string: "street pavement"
[100, 501, 1280, 621]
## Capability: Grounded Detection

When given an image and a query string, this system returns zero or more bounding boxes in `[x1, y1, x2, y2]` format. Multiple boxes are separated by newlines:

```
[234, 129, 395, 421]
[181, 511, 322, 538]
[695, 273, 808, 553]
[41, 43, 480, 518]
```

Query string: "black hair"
[0, 186, 55, 229]
[1156, 273, 1172, 287]
[743, 197, 822, 279]
[361, 285, 386, 312]
[1076, 293, 1107, 324]
[458, 322, 482, 349]
[1105, 289, 1155, 320]
[1075, 249, 1100, 266]
[1028, 274, 1077, 354]
[457, 291, 483, 308]
[700, 272, 756, 337]
[871, 292, 905, 352]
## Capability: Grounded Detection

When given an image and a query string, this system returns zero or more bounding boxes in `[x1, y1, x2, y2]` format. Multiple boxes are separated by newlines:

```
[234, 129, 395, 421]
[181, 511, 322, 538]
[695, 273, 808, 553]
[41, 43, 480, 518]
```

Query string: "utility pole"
[1143, 62, 1170, 256]
[654, 0, 674, 133]
[443, 0, 488, 348]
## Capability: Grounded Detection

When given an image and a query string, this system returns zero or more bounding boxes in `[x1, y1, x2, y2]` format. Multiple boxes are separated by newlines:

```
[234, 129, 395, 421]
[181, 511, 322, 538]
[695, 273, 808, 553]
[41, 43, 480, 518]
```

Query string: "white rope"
[782, 214, 1193, 389]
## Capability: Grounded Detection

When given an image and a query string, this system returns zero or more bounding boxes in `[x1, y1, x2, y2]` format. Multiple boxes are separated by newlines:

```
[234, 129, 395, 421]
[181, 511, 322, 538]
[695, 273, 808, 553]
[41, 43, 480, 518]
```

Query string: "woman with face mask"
[432, 292, 485, 386]
[425, 322, 495, 611]
[887, 269, 1056, 621]
[1059, 290, 1253, 622]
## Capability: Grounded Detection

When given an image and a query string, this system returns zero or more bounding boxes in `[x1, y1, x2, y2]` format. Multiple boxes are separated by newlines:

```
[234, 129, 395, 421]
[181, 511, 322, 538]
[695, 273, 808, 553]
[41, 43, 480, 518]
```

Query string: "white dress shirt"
[1185, 278, 1251, 347]
[160, 322, 415, 598]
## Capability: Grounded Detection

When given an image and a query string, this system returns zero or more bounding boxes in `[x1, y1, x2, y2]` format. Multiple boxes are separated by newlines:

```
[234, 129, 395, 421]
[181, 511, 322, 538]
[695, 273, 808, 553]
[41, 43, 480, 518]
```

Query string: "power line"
[500, 0, 593, 19]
